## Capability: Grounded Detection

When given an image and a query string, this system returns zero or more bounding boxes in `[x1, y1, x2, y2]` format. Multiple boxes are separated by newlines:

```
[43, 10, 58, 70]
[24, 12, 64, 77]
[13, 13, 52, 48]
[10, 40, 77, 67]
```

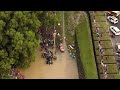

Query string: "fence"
[86, 11, 100, 79]
[74, 31, 85, 79]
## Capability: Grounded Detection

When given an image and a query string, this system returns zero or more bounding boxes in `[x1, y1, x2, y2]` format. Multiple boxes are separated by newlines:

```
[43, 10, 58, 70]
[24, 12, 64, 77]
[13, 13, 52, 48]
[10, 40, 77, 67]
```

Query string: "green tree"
[0, 11, 43, 78]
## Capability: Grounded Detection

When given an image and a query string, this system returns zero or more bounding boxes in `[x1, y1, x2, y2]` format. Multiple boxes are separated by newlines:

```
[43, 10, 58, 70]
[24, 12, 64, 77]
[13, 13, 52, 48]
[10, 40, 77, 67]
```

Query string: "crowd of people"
[43, 48, 53, 65]
[8, 68, 24, 79]
[39, 27, 57, 65]
[39, 22, 67, 65]
[93, 12, 107, 79]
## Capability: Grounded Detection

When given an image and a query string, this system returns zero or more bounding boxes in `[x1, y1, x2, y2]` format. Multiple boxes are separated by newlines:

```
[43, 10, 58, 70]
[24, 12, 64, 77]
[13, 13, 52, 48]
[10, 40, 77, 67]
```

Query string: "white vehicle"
[110, 26, 120, 35]
[107, 16, 118, 24]
[115, 43, 120, 53]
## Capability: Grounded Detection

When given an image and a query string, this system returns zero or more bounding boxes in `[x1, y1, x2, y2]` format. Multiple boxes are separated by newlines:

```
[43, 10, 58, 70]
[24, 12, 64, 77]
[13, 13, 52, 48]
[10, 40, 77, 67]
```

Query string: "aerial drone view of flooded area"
[1, 11, 120, 79]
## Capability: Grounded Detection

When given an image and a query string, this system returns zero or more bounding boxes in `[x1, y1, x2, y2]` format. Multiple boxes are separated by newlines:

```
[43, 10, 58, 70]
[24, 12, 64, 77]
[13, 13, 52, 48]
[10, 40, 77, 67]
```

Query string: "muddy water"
[20, 11, 79, 79]
[20, 48, 79, 79]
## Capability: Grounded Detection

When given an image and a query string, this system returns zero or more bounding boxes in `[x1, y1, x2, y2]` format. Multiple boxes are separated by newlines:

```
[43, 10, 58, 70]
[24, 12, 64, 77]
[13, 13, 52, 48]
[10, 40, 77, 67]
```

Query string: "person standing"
[104, 71, 107, 79]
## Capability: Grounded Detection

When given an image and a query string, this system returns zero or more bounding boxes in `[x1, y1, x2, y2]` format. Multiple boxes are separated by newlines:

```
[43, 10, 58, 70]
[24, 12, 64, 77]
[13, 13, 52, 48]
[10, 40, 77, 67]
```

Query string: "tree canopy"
[0, 11, 62, 79]
[0, 11, 42, 78]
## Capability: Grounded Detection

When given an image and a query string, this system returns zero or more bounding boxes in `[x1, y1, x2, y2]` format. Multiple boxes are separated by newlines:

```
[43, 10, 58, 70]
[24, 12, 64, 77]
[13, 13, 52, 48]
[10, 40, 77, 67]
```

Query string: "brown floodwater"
[20, 11, 79, 79]
[20, 47, 79, 79]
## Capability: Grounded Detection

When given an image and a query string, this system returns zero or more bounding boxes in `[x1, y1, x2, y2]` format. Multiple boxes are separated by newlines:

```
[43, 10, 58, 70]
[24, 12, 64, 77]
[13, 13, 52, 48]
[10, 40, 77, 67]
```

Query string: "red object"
[20, 75, 24, 79]
[59, 43, 65, 52]
[15, 70, 20, 75]
[18, 72, 24, 79]
[60, 46, 65, 52]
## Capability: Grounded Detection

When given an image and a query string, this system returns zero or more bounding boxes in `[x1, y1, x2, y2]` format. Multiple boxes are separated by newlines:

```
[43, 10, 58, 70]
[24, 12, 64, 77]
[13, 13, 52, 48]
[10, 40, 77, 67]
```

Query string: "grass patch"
[103, 49, 114, 55]
[96, 49, 114, 55]
[94, 41, 112, 49]
[98, 64, 118, 73]
[56, 11, 63, 36]
[90, 15, 106, 22]
[100, 74, 120, 79]
[76, 14, 98, 79]
[92, 21, 107, 27]
[54, 12, 63, 49]
[92, 27, 109, 33]
[93, 33, 110, 40]
[64, 11, 76, 46]
[95, 16, 106, 21]
[95, 11, 105, 16]
[97, 56, 116, 63]
[100, 41, 112, 48]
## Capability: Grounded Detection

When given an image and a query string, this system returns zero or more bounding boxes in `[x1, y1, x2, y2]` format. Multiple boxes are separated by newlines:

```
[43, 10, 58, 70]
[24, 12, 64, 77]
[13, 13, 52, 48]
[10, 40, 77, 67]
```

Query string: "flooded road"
[20, 11, 79, 79]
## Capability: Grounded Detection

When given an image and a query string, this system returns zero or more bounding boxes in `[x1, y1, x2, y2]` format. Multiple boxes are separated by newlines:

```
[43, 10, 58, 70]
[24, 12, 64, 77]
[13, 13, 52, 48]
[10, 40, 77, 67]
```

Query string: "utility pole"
[53, 30, 56, 56]
[53, 11, 56, 56]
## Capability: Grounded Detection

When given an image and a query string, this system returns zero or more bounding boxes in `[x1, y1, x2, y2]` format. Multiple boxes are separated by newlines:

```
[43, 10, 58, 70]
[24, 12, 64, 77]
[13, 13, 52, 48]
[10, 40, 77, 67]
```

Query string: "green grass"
[115, 74, 120, 79]
[92, 27, 109, 33]
[94, 41, 112, 49]
[93, 33, 110, 40]
[91, 15, 106, 22]
[54, 11, 64, 49]
[56, 11, 63, 36]
[97, 56, 116, 63]
[100, 74, 120, 79]
[96, 49, 114, 55]
[95, 11, 105, 15]
[92, 21, 107, 27]
[95, 16, 106, 21]
[100, 41, 112, 48]
[103, 49, 114, 55]
[98, 64, 118, 73]
[76, 14, 98, 79]
[64, 11, 75, 46]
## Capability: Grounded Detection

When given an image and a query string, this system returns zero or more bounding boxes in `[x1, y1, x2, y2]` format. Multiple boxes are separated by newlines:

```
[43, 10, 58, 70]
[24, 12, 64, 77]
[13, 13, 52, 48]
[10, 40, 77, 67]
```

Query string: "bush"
[76, 13, 98, 79]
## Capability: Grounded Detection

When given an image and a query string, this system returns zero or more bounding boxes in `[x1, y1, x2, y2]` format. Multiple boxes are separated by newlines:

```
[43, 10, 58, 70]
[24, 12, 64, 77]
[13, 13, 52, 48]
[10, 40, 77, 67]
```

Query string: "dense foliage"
[0, 11, 42, 77]
[0, 11, 61, 78]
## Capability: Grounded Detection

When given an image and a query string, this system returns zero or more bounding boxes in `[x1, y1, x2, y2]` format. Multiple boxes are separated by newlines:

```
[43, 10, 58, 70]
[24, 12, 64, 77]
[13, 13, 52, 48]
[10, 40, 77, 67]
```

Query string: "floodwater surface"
[20, 11, 79, 79]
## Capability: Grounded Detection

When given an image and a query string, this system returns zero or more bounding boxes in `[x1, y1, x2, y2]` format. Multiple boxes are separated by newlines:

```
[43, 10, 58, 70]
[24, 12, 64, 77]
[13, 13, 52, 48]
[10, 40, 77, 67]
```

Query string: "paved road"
[106, 14, 120, 73]
[107, 15, 120, 52]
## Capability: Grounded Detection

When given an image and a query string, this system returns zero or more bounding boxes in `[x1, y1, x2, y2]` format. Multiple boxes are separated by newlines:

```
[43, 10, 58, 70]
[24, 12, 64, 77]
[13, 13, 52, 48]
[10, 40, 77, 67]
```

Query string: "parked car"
[110, 26, 120, 35]
[107, 16, 118, 24]
[115, 43, 120, 53]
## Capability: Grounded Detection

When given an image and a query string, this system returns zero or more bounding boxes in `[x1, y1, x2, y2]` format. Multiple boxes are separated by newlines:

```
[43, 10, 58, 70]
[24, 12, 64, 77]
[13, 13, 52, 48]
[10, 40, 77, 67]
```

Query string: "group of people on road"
[39, 27, 57, 65]
[39, 22, 66, 65]
[9, 68, 24, 79]
[43, 48, 53, 65]
[93, 13, 107, 79]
